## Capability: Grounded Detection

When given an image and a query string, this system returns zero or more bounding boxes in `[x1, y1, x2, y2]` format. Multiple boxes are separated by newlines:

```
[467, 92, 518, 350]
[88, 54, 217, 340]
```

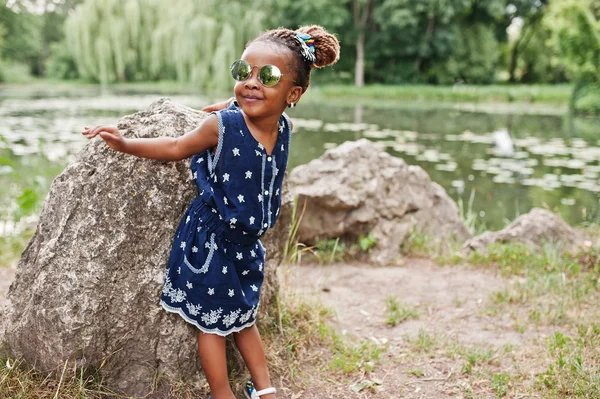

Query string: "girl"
[82, 26, 340, 399]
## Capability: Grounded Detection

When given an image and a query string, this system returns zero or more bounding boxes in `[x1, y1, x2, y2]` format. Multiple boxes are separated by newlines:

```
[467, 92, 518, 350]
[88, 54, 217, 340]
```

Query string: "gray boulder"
[463, 208, 588, 253]
[0, 99, 290, 397]
[289, 139, 471, 264]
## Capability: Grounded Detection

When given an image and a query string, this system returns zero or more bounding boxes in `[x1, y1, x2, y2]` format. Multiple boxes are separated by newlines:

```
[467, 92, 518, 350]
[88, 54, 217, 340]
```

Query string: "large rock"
[463, 208, 588, 253]
[0, 99, 291, 397]
[289, 139, 471, 264]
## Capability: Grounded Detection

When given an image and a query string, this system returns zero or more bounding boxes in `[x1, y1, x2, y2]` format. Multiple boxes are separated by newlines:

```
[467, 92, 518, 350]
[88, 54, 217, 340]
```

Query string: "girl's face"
[234, 42, 302, 119]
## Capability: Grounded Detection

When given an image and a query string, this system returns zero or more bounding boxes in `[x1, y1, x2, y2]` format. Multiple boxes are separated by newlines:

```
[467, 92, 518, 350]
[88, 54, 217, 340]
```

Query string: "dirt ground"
[281, 259, 558, 399]
[0, 259, 559, 398]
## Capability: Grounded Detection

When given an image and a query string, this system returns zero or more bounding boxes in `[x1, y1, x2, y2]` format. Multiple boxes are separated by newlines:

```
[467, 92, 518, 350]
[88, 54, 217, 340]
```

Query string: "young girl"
[82, 26, 340, 399]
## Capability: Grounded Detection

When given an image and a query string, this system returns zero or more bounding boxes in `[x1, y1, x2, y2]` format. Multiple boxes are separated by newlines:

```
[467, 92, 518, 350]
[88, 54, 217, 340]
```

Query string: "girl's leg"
[233, 324, 276, 399]
[197, 332, 236, 399]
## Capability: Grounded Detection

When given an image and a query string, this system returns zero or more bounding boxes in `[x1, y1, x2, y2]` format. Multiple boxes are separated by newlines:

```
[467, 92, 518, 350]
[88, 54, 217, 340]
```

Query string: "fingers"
[202, 100, 230, 112]
[82, 125, 117, 139]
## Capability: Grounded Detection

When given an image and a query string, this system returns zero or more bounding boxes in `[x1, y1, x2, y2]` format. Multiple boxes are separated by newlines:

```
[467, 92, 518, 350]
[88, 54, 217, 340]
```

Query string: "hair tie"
[295, 32, 317, 68]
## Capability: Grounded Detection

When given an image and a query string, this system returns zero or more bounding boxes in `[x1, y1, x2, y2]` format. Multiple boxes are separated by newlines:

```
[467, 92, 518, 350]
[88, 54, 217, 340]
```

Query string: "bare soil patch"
[282, 259, 559, 399]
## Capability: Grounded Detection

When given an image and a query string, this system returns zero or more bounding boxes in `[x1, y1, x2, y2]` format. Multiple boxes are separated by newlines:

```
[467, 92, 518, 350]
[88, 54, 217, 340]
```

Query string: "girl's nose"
[244, 67, 260, 89]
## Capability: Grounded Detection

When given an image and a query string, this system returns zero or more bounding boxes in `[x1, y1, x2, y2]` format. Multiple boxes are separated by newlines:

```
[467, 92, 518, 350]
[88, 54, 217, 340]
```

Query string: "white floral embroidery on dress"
[208, 287, 215, 295]
[230, 217, 237, 224]
[201, 308, 223, 325]
[251, 284, 258, 292]
[223, 173, 230, 182]
[228, 289, 235, 297]
[250, 249, 256, 257]
[223, 308, 242, 328]
[242, 270, 249, 275]
[258, 194, 263, 202]
[239, 307, 254, 324]
[180, 241, 186, 250]
[163, 276, 187, 303]
[245, 170, 252, 179]
[196, 157, 204, 163]
[237, 195, 245, 203]
[255, 150, 261, 156]
[258, 263, 263, 272]
[236, 252, 243, 260]
[192, 246, 198, 253]
[232, 148, 240, 156]
[249, 216, 255, 225]
[222, 266, 228, 274]
[186, 281, 193, 289]
[186, 216, 190, 223]
[186, 302, 202, 316]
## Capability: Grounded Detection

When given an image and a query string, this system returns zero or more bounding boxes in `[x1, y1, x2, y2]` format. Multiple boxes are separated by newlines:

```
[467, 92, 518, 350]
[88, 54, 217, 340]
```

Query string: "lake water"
[0, 86, 599, 236]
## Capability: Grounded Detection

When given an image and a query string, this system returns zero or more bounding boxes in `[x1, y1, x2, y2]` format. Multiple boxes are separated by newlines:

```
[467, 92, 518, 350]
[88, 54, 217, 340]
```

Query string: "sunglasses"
[230, 59, 297, 87]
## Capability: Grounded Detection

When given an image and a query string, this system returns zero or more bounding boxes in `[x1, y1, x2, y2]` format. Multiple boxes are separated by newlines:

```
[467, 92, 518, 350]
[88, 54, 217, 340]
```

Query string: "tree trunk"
[508, 43, 520, 83]
[353, 0, 371, 88]
[415, 15, 436, 72]
[355, 29, 365, 87]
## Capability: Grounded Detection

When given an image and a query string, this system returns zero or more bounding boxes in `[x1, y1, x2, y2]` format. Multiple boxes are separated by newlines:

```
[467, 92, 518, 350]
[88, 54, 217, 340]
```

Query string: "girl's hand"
[82, 125, 127, 152]
[201, 97, 234, 112]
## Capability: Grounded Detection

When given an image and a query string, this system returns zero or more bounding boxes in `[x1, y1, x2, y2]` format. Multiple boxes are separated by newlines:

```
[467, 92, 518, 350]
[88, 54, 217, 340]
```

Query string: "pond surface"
[0, 86, 598, 236]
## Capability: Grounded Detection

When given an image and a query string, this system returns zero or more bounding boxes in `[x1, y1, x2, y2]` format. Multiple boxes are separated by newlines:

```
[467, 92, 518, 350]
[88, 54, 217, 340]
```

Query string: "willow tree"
[64, 0, 265, 89]
[546, 0, 600, 114]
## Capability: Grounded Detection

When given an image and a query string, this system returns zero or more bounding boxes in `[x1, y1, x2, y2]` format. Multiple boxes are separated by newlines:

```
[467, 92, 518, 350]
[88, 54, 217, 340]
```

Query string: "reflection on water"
[0, 87, 598, 235]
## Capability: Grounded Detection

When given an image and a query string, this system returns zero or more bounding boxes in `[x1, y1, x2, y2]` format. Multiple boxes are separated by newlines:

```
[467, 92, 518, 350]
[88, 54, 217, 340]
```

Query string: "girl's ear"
[287, 86, 303, 107]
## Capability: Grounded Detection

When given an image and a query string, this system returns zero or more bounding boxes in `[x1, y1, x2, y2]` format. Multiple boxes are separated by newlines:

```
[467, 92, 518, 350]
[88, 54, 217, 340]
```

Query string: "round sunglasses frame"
[230, 59, 298, 87]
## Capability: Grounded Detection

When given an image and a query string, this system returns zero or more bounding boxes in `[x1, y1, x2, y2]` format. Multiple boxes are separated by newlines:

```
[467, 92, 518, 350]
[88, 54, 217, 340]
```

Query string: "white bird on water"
[493, 128, 514, 156]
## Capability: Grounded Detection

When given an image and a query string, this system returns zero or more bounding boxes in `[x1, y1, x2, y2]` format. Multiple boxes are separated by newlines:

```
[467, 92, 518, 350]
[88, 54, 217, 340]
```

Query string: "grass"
[0, 229, 34, 268]
[385, 296, 420, 327]
[472, 240, 600, 326]
[0, 78, 229, 97]
[311, 84, 573, 105]
[407, 329, 438, 353]
[1, 80, 573, 105]
[537, 325, 600, 398]
[0, 355, 123, 399]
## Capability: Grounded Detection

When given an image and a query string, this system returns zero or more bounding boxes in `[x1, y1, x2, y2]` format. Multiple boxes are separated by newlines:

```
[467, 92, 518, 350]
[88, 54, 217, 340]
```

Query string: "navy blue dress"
[160, 103, 291, 336]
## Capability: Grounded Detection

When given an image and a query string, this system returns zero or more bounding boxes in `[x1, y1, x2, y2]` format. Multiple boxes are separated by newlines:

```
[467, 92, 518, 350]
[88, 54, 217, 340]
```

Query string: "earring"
[289, 102, 295, 108]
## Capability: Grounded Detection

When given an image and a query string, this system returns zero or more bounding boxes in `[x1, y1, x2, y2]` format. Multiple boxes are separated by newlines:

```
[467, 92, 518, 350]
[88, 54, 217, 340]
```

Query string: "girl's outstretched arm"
[82, 114, 219, 162]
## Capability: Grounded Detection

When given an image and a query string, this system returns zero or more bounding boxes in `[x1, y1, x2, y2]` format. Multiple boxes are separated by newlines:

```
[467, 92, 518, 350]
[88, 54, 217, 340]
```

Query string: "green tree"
[64, 0, 265, 88]
[505, 0, 548, 82]
[372, 0, 470, 83]
[269, 0, 354, 83]
[0, 4, 41, 74]
[546, 0, 600, 113]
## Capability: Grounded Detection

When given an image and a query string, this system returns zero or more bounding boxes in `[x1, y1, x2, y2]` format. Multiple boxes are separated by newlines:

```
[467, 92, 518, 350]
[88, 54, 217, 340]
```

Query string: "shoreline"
[0, 80, 576, 116]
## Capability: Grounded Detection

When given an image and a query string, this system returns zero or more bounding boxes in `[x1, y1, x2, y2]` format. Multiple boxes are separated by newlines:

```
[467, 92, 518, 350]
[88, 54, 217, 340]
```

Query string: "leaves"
[64, 0, 266, 88]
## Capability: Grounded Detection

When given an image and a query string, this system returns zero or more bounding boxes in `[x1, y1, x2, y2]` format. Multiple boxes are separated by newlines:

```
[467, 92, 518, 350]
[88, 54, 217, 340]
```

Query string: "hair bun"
[296, 25, 340, 69]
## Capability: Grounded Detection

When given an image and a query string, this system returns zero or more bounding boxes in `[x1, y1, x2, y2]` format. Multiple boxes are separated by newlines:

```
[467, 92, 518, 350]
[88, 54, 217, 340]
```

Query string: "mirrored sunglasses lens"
[259, 65, 282, 86]
[231, 60, 251, 81]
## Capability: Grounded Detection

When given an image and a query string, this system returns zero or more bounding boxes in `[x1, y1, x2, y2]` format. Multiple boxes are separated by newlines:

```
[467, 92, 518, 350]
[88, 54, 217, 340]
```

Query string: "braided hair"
[248, 25, 340, 93]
